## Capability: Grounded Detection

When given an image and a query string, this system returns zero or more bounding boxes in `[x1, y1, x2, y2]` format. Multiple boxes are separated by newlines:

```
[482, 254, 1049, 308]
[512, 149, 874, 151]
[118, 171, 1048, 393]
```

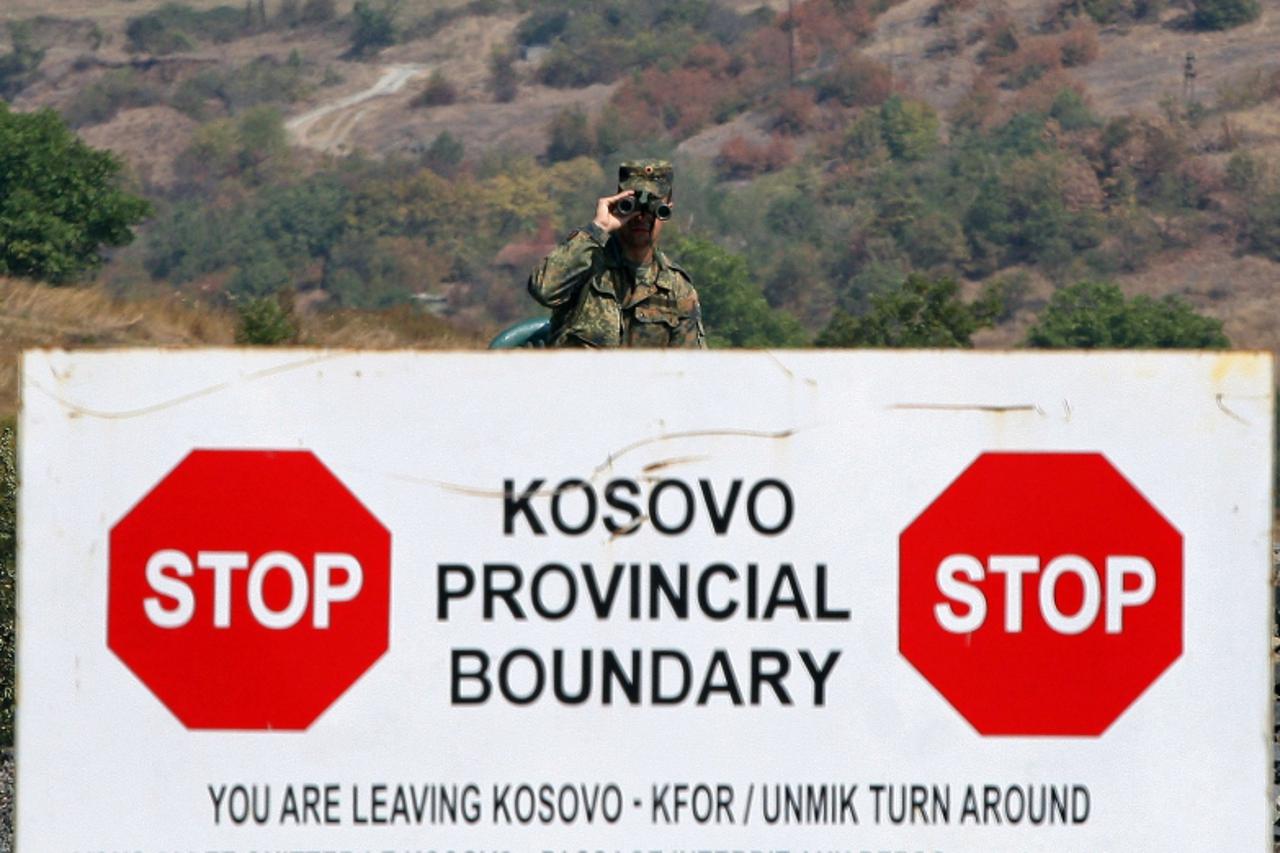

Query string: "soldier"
[528, 159, 706, 348]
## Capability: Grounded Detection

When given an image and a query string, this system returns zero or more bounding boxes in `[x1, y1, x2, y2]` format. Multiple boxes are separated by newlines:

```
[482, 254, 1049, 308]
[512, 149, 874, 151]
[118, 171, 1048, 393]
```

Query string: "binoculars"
[616, 191, 672, 221]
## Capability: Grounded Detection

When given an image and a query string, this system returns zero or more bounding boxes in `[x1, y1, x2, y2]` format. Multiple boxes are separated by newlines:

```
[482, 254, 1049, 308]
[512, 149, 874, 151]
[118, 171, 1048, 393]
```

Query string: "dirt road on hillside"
[287, 64, 426, 153]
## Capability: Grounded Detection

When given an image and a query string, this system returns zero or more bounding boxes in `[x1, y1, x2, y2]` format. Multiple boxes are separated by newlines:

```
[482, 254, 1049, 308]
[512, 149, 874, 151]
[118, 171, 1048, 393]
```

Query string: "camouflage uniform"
[528, 160, 706, 349]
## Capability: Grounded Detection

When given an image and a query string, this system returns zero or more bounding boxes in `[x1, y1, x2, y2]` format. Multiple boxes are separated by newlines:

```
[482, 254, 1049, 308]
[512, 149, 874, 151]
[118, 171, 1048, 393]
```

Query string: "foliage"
[348, 0, 399, 58]
[423, 131, 465, 177]
[1243, 190, 1280, 261]
[412, 69, 458, 107]
[880, 96, 940, 162]
[813, 54, 893, 107]
[1025, 281, 1229, 348]
[125, 4, 248, 54]
[172, 106, 290, 188]
[300, 0, 338, 25]
[546, 108, 594, 163]
[715, 135, 794, 178]
[1192, 0, 1260, 30]
[0, 21, 45, 99]
[664, 233, 806, 347]
[0, 106, 151, 283]
[815, 273, 1000, 347]
[402, 0, 502, 41]
[521, 0, 759, 88]
[236, 293, 299, 344]
[0, 423, 13, 748]
[63, 68, 163, 128]
[488, 47, 519, 103]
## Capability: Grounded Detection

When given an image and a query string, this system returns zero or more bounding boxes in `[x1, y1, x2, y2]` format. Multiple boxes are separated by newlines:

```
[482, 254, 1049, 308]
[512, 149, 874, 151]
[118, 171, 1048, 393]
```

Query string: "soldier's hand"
[593, 190, 638, 234]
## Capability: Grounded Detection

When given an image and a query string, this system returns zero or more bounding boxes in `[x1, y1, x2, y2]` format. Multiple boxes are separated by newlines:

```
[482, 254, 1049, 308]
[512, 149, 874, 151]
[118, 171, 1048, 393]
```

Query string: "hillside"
[1, 0, 1278, 357]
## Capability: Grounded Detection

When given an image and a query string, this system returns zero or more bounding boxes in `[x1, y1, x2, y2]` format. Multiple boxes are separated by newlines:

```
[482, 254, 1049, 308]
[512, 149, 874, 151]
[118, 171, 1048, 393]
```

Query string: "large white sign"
[17, 349, 1273, 851]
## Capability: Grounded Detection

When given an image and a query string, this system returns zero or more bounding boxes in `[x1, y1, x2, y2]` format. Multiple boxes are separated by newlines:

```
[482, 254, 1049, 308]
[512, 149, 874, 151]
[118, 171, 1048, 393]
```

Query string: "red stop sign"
[899, 452, 1182, 736]
[108, 450, 391, 731]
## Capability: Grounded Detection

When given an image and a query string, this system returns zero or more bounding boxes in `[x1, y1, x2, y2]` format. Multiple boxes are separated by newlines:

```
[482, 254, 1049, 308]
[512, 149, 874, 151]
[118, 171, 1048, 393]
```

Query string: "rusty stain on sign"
[890, 402, 1044, 415]
[30, 351, 342, 420]
[399, 428, 798, 500]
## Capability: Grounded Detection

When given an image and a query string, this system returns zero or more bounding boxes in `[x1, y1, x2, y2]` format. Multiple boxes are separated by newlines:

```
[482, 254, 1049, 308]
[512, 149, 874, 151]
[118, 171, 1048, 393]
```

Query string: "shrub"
[125, 4, 248, 54]
[1048, 86, 1100, 130]
[301, 0, 337, 25]
[815, 273, 1000, 347]
[1192, 0, 1260, 29]
[715, 134, 795, 179]
[230, 242, 291, 297]
[880, 96, 940, 161]
[545, 107, 594, 163]
[348, 0, 397, 58]
[423, 130, 465, 177]
[1026, 280, 1229, 347]
[63, 68, 163, 127]
[1058, 22, 1099, 68]
[1244, 190, 1280, 261]
[537, 41, 622, 87]
[610, 66, 725, 141]
[412, 69, 457, 107]
[224, 56, 310, 110]
[769, 88, 818, 135]
[125, 13, 194, 55]
[276, 0, 303, 27]
[1225, 151, 1263, 194]
[488, 47, 518, 103]
[235, 293, 299, 344]
[813, 54, 893, 107]
[0, 22, 45, 99]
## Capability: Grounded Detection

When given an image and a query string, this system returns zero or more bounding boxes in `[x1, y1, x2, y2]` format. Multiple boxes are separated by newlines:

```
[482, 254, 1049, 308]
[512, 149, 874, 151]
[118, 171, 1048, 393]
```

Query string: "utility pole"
[1182, 51, 1197, 105]
[786, 0, 796, 87]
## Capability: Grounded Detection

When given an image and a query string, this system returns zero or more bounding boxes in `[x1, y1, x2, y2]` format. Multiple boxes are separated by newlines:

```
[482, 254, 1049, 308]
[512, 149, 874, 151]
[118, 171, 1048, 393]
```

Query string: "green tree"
[816, 273, 1000, 347]
[1244, 190, 1280, 261]
[0, 21, 45, 99]
[0, 105, 151, 283]
[301, 0, 337, 24]
[236, 293, 299, 344]
[412, 69, 457, 107]
[545, 107, 594, 163]
[348, 0, 398, 57]
[488, 47, 518, 103]
[423, 130, 465, 177]
[879, 95, 940, 162]
[1025, 281, 1229, 348]
[1192, 0, 1260, 29]
[666, 233, 806, 347]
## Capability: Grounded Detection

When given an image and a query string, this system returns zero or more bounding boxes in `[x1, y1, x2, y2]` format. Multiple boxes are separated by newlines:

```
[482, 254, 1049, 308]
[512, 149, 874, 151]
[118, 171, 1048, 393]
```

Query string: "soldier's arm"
[529, 191, 635, 308]
[527, 225, 609, 308]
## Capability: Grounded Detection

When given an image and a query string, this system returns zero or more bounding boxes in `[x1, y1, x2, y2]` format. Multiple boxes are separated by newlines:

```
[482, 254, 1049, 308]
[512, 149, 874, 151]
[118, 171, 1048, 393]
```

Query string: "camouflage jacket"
[527, 224, 706, 348]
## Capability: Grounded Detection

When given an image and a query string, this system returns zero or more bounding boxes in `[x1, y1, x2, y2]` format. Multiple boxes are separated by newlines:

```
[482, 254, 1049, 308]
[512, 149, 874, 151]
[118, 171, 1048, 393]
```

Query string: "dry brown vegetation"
[0, 278, 485, 421]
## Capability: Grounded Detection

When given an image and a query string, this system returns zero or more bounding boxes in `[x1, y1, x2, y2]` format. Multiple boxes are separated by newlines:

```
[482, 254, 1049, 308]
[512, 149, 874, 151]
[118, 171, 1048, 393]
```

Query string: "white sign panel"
[17, 349, 1273, 851]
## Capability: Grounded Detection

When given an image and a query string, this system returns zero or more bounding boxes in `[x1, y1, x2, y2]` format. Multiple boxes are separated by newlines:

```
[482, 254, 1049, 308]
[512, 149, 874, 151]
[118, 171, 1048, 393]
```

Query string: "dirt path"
[286, 64, 427, 153]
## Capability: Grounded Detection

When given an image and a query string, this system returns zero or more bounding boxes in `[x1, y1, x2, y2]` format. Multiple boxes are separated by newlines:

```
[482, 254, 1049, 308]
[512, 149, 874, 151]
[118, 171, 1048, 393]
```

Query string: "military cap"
[618, 159, 673, 199]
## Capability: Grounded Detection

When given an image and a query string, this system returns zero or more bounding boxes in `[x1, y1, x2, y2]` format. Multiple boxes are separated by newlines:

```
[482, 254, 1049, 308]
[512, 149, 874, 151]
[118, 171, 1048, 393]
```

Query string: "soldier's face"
[619, 197, 669, 252]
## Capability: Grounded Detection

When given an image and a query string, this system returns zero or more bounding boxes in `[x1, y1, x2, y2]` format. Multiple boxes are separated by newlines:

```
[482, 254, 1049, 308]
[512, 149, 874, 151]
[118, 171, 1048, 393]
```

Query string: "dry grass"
[0, 278, 234, 419]
[0, 278, 487, 421]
